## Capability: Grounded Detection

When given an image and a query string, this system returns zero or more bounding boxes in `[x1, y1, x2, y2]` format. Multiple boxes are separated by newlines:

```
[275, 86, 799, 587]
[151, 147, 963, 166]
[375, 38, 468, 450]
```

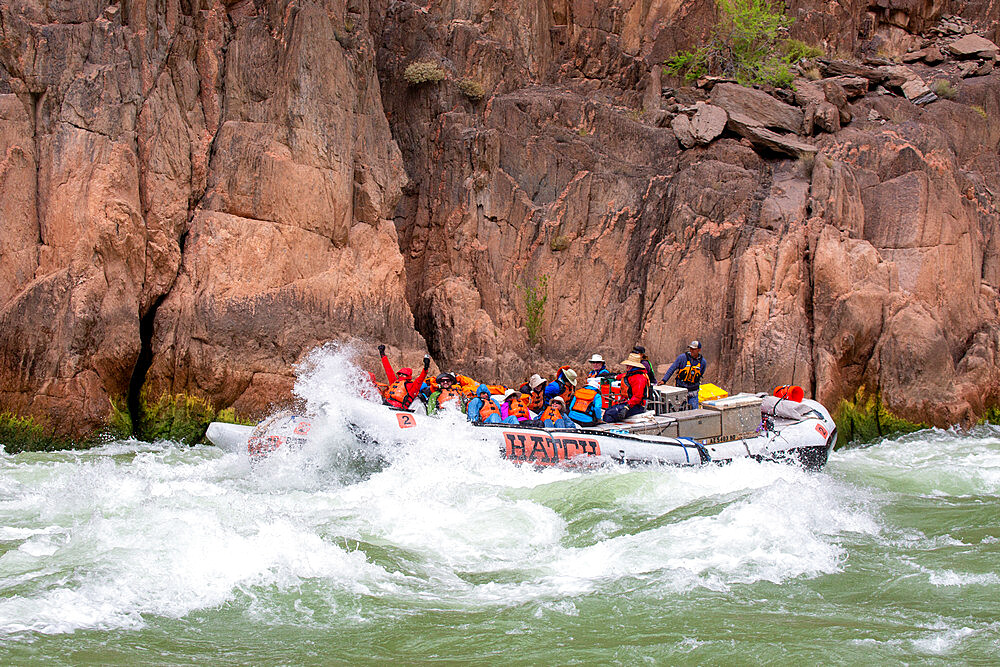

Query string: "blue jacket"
[662, 352, 707, 391]
[467, 384, 502, 421]
[587, 366, 614, 380]
[568, 388, 603, 426]
[542, 380, 570, 408]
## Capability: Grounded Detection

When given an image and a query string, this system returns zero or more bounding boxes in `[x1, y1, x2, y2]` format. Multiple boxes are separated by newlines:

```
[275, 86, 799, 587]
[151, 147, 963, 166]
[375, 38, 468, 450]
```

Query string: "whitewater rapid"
[1, 347, 997, 662]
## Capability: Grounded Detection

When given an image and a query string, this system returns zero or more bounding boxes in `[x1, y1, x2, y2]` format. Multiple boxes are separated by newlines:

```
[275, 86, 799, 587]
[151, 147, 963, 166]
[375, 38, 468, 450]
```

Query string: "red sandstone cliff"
[1, 0, 998, 436]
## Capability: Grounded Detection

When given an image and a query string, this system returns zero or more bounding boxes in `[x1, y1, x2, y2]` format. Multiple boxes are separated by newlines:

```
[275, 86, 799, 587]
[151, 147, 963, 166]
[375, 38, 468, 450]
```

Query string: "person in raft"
[426, 373, 465, 415]
[659, 340, 707, 410]
[586, 354, 614, 380]
[631, 344, 657, 400]
[467, 384, 503, 424]
[539, 396, 574, 429]
[500, 389, 531, 424]
[602, 352, 650, 423]
[568, 378, 604, 427]
[379, 344, 430, 409]
[519, 374, 547, 413]
[543, 367, 578, 409]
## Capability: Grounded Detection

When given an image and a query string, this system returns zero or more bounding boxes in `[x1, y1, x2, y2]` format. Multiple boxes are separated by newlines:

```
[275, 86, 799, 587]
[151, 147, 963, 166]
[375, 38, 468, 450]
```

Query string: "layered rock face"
[0, 0, 423, 434]
[0, 0, 997, 435]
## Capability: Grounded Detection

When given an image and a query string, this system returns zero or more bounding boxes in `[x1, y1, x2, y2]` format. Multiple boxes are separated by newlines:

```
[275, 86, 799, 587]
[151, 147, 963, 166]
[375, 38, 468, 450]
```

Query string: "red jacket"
[381, 355, 428, 408]
[618, 368, 648, 408]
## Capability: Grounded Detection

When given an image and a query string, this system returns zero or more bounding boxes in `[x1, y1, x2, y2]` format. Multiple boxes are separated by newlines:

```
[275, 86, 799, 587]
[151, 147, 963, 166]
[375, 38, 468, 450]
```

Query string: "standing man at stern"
[659, 340, 707, 410]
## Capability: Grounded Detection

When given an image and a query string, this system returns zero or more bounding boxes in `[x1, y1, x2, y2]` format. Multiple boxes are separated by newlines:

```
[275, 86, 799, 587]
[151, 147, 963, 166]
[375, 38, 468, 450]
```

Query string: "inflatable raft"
[206, 393, 838, 470]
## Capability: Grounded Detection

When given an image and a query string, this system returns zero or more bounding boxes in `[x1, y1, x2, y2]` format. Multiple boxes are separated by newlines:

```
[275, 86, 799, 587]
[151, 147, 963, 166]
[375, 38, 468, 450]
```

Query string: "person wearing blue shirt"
[467, 384, 503, 423]
[542, 368, 578, 409]
[659, 340, 707, 409]
[568, 379, 604, 427]
[586, 354, 614, 380]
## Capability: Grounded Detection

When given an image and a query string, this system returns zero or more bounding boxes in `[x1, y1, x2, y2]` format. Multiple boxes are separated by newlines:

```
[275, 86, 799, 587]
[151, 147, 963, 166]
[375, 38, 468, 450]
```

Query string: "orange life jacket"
[387, 379, 411, 407]
[437, 387, 460, 405]
[507, 398, 530, 421]
[540, 403, 564, 423]
[559, 383, 574, 404]
[528, 389, 544, 411]
[479, 398, 500, 420]
[571, 387, 599, 415]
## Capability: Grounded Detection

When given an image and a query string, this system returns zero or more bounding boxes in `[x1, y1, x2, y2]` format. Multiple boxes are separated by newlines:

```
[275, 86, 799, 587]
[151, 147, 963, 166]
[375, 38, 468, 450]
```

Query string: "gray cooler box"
[672, 408, 722, 440]
[702, 393, 763, 439]
[651, 385, 689, 414]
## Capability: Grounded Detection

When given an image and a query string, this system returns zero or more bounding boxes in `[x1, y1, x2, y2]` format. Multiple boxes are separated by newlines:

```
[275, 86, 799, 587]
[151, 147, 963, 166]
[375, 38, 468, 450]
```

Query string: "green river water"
[1, 356, 997, 664]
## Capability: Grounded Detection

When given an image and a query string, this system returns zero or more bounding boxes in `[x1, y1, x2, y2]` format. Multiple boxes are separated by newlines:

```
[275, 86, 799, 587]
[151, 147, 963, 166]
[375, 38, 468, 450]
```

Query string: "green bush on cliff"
[665, 0, 814, 88]
[834, 386, 926, 448]
[135, 392, 245, 445]
[457, 78, 486, 100]
[0, 413, 78, 454]
[403, 61, 447, 86]
[521, 274, 549, 345]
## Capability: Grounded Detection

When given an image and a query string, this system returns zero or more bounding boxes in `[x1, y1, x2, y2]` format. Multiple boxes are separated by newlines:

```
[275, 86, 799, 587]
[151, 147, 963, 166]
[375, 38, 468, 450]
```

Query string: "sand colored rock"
[690, 102, 728, 144]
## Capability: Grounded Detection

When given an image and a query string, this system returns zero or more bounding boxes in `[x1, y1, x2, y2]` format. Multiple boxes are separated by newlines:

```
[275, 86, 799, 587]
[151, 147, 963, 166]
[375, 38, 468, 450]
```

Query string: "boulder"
[671, 114, 696, 149]
[825, 75, 869, 98]
[958, 61, 980, 77]
[821, 80, 852, 123]
[818, 59, 887, 84]
[975, 60, 995, 76]
[900, 77, 936, 104]
[947, 34, 1000, 59]
[726, 112, 817, 157]
[710, 83, 804, 134]
[815, 102, 841, 133]
[690, 102, 728, 144]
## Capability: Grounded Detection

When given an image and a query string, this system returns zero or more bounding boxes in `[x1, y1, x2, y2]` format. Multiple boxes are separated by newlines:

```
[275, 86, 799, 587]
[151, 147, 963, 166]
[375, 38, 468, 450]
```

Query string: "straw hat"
[562, 368, 578, 386]
[620, 352, 644, 368]
[588, 353, 605, 363]
[528, 373, 546, 389]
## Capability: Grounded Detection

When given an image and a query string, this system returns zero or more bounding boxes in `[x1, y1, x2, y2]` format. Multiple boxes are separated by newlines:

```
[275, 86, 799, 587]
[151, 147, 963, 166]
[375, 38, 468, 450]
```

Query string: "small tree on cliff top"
[666, 0, 797, 88]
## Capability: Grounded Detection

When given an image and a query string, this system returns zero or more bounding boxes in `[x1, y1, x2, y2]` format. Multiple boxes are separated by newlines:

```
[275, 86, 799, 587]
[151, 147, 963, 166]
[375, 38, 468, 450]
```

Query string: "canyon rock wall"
[0, 0, 997, 435]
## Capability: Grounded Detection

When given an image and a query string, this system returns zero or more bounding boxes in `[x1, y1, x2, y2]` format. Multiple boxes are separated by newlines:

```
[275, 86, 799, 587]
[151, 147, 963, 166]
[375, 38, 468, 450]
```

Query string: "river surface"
[2, 351, 998, 664]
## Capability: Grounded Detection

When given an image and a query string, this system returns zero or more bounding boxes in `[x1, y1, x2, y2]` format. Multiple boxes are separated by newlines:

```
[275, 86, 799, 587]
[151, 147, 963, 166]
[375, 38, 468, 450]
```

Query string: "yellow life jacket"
[678, 357, 704, 384]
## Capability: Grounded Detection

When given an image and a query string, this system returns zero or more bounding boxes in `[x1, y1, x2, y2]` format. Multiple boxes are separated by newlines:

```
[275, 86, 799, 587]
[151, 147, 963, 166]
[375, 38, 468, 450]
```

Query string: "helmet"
[436, 373, 456, 384]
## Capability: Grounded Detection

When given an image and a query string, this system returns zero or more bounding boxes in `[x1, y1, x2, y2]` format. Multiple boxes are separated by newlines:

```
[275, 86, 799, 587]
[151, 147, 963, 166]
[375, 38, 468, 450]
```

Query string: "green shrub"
[932, 79, 957, 100]
[456, 78, 485, 100]
[521, 274, 549, 345]
[782, 38, 824, 62]
[136, 392, 220, 445]
[971, 104, 987, 119]
[0, 412, 78, 454]
[980, 405, 1000, 425]
[403, 61, 447, 86]
[665, 0, 808, 88]
[834, 386, 925, 448]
